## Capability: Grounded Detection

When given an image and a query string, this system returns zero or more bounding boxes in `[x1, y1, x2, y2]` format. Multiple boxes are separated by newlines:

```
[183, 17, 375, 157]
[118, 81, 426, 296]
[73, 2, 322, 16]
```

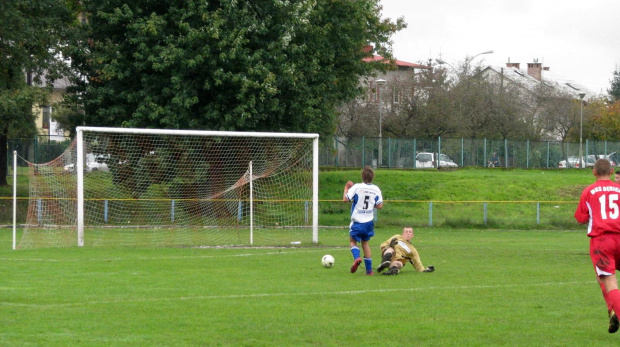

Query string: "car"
[559, 154, 616, 169]
[591, 154, 617, 166]
[606, 152, 620, 166]
[558, 155, 595, 169]
[415, 152, 458, 168]
[558, 156, 582, 168]
[64, 153, 110, 173]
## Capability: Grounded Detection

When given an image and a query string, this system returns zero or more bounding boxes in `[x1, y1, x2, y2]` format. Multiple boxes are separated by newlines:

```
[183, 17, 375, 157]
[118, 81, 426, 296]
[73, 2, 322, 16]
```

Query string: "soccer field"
[1, 227, 618, 346]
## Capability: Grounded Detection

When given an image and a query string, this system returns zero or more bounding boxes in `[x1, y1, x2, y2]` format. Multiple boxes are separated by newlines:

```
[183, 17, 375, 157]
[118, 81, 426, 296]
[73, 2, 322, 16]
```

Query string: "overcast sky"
[380, 0, 620, 95]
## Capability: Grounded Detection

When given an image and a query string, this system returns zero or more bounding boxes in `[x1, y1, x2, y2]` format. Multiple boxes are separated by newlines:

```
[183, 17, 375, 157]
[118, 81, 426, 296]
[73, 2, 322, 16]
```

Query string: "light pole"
[579, 92, 586, 168]
[468, 50, 494, 63]
[436, 50, 493, 73]
[435, 58, 456, 72]
[375, 79, 386, 166]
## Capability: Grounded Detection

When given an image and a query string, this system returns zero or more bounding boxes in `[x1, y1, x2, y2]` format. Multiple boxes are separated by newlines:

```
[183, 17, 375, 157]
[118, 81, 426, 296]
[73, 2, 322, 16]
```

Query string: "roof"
[481, 65, 596, 100]
[362, 54, 431, 70]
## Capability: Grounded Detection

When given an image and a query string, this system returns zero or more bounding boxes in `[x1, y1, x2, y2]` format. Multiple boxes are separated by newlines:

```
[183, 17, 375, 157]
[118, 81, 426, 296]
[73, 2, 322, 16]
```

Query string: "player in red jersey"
[575, 159, 620, 333]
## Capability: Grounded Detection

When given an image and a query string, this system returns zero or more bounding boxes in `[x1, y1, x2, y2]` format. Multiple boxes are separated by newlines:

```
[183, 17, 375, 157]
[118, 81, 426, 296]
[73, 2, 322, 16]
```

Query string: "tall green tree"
[64, 0, 404, 138]
[0, 0, 79, 186]
[609, 65, 620, 103]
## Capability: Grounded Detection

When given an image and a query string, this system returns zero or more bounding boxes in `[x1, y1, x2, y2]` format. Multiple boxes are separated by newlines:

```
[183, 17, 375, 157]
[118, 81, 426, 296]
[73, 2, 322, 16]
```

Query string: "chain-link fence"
[7, 135, 620, 170]
[320, 136, 620, 169]
[7, 135, 72, 168]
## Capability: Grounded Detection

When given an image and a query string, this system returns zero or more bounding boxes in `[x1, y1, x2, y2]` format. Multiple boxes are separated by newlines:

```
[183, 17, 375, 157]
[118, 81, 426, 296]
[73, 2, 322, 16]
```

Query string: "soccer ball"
[322, 254, 335, 268]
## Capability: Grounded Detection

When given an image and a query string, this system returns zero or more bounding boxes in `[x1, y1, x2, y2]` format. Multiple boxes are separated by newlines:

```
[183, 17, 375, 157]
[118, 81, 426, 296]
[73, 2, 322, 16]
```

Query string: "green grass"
[1, 227, 619, 346]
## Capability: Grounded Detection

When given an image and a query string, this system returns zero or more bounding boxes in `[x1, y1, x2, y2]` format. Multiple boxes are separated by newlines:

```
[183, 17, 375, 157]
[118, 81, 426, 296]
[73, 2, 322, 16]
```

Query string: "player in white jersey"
[343, 166, 383, 275]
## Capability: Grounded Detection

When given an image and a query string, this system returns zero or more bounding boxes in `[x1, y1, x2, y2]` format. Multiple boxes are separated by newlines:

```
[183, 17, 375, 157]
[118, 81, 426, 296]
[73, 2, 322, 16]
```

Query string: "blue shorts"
[349, 221, 375, 242]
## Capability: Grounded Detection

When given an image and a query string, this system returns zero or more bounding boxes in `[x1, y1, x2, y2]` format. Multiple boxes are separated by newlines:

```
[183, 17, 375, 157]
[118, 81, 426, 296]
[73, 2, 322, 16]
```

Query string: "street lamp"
[435, 58, 456, 72]
[469, 50, 494, 61]
[579, 92, 586, 168]
[436, 50, 494, 74]
[375, 79, 387, 166]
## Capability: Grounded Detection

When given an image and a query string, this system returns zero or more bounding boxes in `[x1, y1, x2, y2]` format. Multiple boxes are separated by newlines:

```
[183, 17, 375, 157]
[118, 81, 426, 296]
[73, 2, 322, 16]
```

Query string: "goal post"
[21, 126, 319, 248]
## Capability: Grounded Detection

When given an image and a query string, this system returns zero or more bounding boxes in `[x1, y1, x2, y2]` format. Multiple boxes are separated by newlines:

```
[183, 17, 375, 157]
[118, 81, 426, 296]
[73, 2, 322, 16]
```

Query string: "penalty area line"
[0, 281, 591, 308]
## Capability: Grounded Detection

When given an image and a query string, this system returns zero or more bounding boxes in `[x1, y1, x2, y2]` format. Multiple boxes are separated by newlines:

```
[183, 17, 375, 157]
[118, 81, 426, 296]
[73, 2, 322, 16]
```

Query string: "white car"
[415, 152, 458, 168]
[64, 154, 110, 173]
[558, 156, 595, 169]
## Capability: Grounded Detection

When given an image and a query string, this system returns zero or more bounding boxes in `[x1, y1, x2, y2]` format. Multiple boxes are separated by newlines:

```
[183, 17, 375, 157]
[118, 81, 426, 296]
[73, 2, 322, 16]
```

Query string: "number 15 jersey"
[575, 179, 620, 237]
[346, 183, 383, 224]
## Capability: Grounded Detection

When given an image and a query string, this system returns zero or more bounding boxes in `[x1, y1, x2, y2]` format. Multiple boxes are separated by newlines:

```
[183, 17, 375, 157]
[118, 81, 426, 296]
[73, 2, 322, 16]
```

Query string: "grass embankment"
[320, 167, 593, 229]
[1, 167, 594, 228]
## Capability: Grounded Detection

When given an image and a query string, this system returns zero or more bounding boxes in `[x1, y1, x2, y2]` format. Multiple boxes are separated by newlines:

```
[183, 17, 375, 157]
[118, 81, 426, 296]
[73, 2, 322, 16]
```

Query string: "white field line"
[0, 281, 591, 309]
[0, 248, 340, 262]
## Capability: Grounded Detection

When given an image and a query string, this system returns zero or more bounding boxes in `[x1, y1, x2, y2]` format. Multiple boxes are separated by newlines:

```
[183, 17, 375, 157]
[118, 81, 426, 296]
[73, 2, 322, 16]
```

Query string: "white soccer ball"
[322, 254, 335, 268]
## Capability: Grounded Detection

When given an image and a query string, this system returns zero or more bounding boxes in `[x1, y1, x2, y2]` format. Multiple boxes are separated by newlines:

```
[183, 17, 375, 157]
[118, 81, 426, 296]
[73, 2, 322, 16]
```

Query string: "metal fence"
[6, 135, 620, 170]
[320, 136, 620, 169]
[7, 135, 72, 167]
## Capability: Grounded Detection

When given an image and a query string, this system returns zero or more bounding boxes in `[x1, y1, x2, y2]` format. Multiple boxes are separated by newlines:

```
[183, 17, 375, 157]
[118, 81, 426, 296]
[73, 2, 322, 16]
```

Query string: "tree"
[609, 65, 620, 103]
[0, 0, 78, 186]
[63, 0, 404, 139]
[586, 100, 620, 140]
[538, 91, 580, 143]
[394, 65, 456, 139]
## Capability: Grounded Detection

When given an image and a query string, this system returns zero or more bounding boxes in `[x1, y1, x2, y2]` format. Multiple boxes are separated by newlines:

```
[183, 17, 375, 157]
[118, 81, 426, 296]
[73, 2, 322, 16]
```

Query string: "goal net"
[19, 127, 318, 248]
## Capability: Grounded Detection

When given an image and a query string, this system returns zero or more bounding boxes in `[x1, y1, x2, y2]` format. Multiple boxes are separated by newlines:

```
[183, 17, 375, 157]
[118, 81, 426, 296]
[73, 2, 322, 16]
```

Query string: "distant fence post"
[237, 200, 242, 223]
[172, 200, 176, 223]
[429, 201, 433, 226]
[333, 136, 338, 167]
[104, 200, 108, 223]
[413, 139, 417, 168]
[388, 138, 392, 168]
[526, 140, 530, 168]
[361, 137, 365, 167]
[484, 138, 487, 167]
[437, 137, 441, 169]
[504, 139, 508, 168]
[461, 137, 464, 167]
[304, 201, 309, 224]
[547, 141, 550, 168]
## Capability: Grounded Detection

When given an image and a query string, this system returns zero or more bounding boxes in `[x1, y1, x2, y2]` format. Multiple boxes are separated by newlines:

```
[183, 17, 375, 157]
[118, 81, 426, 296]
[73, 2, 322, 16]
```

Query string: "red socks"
[608, 289, 620, 314]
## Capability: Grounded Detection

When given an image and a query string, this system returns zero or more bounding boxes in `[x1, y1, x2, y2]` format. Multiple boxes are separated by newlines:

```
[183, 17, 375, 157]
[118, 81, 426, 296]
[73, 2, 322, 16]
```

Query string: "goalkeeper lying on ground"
[377, 227, 435, 275]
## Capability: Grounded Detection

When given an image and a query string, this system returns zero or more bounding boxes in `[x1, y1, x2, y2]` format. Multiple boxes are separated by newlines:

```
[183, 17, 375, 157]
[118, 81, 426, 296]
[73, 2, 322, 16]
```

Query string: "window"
[42, 106, 51, 129]
[392, 87, 400, 104]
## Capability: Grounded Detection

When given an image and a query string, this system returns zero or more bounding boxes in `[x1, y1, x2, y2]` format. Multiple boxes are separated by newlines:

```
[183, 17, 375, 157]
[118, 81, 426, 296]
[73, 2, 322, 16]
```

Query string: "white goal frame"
[75, 126, 319, 247]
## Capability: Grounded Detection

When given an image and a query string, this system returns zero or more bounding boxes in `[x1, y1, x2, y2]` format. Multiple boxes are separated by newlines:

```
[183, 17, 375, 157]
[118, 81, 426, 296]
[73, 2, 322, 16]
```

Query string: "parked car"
[606, 152, 620, 166]
[558, 155, 595, 169]
[64, 153, 110, 173]
[591, 154, 617, 166]
[559, 154, 617, 169]
[415, 152, 458, 168]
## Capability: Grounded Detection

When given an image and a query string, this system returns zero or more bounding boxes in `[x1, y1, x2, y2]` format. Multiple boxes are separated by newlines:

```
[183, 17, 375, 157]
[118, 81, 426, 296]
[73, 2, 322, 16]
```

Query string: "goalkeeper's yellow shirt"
[379, 234, 425, 272]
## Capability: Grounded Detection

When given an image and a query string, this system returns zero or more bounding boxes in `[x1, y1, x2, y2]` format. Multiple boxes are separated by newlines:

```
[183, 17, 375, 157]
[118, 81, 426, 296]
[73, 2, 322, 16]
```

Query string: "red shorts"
[590, 233, 620, 276]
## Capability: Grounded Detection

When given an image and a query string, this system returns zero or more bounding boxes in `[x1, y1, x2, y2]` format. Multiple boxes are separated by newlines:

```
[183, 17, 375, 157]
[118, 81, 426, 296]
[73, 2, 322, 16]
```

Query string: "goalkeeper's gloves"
[389, 238, 398, 248]
[423, 265, 435, 272]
